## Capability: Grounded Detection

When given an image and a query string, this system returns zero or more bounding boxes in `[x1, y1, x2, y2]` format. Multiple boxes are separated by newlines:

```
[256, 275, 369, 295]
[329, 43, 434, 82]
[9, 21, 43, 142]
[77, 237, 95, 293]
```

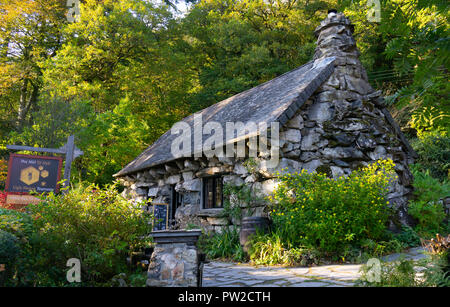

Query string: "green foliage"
[344, 0, 449, 136]
[408, 165, 449, 236]
[358, 256, 450, 287]
[0, 208, 34, 241]
[0, 159, 7, 190]
[409, 201, 446, 237]
[248, 231, 320, 266]
[411, 164, 450, 202]
[359, 258, 417, 287]
[76, 98, 151, 185]
[268, 160, 396, 257]
[0, 208, 34, 286]
[199, 227, 245, 262]
[181, 0, 324, 111]
[221, 183, 262, 223]
[7, 97, 92, 149]
[0, 230, 20, 286]
[393, 226, 421, 248]
[411, 106, 449, 139]
[411, 135, 450, 181]
[7, 183, 153, 286]
[0, 230, 19, 265]
[359, 238, 404, 259]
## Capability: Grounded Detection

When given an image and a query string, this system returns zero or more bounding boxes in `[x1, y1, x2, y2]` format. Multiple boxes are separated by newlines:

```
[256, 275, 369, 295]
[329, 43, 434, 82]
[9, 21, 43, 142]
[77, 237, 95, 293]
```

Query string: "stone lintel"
[151, 230, 202, 245]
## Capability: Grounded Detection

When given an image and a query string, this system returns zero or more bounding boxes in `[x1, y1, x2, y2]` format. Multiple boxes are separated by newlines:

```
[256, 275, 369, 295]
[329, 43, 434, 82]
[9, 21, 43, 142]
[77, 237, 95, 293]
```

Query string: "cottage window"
[170, 186, 183, 227]
[202, 176, 223, 209]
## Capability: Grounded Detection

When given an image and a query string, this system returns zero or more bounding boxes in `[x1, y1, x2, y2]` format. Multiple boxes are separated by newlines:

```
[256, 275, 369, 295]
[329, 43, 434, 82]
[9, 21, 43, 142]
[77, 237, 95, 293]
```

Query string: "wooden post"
[62, 135, 75, 193]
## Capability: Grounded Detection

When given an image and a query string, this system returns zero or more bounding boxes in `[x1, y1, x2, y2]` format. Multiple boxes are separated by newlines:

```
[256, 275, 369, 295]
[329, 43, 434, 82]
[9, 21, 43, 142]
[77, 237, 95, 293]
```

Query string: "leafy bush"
[199, 227, 246, 262]
[393, 226, 421, 248]
[409, 201, 446, 236]
[358, 256, 450, 287]
[359, 238, 404, 259]
[0, 208, 34, 241]
[408, 165, 449, 236]
[0, 208, 35, 286]
[410, 165, 449, 203]
[13, 183, 152, 286]
[0, 230, 19, 265]
[0, 159, 7, 190]
[267, 160, 396, 258]
[221, 183, 263, 223]
[411, 134, 450, 181]
[248, 231, 320, 266]
[0, 230, 20, 286]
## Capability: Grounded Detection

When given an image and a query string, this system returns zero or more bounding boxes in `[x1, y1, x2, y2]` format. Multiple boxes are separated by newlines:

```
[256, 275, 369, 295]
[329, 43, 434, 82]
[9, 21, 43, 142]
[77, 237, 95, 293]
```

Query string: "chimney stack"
[313, 11, 371, 92]
[314, 12, 358, 60]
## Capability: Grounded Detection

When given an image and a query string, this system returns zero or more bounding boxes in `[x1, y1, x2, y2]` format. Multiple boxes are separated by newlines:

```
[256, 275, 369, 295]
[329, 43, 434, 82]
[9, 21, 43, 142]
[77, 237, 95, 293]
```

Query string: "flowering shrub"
[1, 183, 153, 286]
[408, 165, 449, 237]
[0, 191, 6, 208]
[0, 159, 7, 190]
[267, 159, 396, 256]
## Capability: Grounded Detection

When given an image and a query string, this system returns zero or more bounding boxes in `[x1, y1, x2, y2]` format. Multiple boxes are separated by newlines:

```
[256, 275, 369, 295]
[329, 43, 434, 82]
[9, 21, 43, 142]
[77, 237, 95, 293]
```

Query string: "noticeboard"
[152, 203, 169, 231]
[5, 154, 63, 194]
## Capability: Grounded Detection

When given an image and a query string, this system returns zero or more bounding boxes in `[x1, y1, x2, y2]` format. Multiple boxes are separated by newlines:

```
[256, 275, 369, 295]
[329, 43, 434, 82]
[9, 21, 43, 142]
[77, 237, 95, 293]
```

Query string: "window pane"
[203, 177, 223, 209]
[206, 178, 214, 209]
[215, 178, 223, 208]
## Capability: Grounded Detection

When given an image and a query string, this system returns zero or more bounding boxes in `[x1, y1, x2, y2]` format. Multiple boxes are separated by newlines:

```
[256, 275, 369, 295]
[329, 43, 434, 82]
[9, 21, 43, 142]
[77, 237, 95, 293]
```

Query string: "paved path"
[202, 247, 427, 287]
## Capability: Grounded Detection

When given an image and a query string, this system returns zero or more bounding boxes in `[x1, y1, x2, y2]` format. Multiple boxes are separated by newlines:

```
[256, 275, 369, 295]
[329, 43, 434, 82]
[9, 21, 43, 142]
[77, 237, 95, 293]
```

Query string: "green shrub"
[16, 182, 152, 286]
[0, 230, 20, 286]
[410, 165, 449, 203]
[358, 256, 450, 287]
[199, 227, 246, 262]
[221, 183, 264, 223]
[267, 159, 396, 258]
[409, 201, 446, 236]
[411, 134, 449, 181]
[408, 165, 449, 236]
[359, 238, 405, 259]
[0, 208, 34, 241]
[393, 226, 421, 248]
[0, 230, 19, 265]
[248, 231, 320, 266]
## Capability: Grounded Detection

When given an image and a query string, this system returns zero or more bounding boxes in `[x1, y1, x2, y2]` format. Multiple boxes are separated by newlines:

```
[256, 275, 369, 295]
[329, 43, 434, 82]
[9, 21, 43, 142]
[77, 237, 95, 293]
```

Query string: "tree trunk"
[16, 78, 29, 129]
[16, 79, 39, 130]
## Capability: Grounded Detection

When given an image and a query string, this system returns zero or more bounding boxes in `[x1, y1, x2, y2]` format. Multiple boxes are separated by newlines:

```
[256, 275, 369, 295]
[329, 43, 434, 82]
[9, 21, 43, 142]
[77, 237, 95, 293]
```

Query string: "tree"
[181, 0, 332, 111]
[0, 0, 67, 129]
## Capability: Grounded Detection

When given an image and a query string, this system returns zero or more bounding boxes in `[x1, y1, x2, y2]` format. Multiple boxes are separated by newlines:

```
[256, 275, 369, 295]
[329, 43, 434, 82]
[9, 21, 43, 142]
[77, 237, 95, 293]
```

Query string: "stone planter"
[147, 230, 203, 287]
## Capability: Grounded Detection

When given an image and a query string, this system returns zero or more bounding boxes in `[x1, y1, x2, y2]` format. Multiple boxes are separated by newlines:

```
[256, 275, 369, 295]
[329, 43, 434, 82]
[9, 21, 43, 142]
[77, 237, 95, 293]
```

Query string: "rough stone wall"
[119, 154, 278, 232]
[119, 12, 415, 230]
[147, 242, 198, 287]
[276, 12, 414, 225]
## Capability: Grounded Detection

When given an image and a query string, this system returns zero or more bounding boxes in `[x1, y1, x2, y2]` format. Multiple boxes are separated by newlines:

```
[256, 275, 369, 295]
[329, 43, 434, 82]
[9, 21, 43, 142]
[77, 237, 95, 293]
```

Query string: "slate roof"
[114, 57, 336, 177]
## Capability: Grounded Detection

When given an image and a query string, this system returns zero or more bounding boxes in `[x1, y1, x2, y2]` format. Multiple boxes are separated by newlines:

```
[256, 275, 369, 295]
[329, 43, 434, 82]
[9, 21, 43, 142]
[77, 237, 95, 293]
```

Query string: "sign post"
[6, 135, 83, 194]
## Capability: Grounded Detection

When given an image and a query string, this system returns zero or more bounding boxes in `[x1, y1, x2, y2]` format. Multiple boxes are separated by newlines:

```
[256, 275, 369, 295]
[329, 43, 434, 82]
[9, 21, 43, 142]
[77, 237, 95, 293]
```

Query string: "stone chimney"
[313, 11, 372, 95]
[299, 11, 415, 227]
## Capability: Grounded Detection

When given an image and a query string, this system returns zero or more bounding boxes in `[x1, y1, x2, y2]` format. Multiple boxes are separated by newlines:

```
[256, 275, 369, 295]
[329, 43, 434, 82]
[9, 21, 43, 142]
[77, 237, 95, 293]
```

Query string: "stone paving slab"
[202, 247, 428, 287]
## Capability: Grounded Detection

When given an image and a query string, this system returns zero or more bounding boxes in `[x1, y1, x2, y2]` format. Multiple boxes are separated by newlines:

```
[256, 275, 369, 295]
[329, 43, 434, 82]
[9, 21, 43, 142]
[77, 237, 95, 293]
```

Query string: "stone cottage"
[114, 11, 417, 232]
